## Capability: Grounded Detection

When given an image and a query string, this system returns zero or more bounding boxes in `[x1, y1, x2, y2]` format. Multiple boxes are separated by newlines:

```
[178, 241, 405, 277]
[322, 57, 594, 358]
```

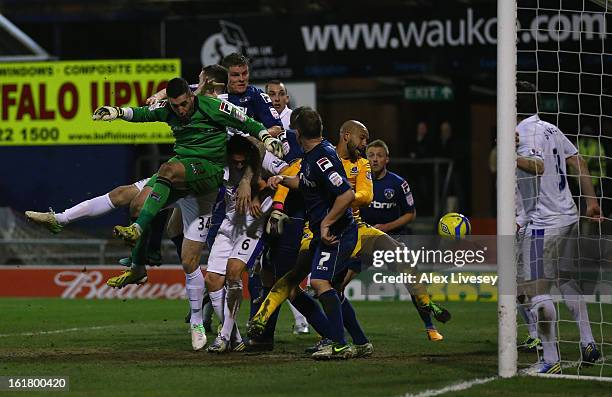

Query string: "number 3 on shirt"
[553, 148, 567, 191]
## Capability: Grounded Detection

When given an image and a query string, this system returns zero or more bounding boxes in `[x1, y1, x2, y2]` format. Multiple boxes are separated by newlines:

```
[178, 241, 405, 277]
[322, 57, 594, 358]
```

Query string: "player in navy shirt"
[362, 139, 447, 341]
[268, 108, 357, 359]
[361, 139, 416, 235]
[221, 53, 283, 130]
[255, 108, 307, 345]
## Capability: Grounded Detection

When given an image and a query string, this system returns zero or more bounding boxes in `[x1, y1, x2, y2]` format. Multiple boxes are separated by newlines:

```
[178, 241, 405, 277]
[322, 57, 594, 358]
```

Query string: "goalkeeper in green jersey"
[92, 77, 282, 288]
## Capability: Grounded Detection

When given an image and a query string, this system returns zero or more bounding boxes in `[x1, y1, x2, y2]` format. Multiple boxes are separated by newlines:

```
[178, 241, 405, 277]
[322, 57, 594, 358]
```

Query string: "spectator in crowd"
[436, 121, 466, 212]
[410, 121, 434, 214]
[410, 121, 434, 159]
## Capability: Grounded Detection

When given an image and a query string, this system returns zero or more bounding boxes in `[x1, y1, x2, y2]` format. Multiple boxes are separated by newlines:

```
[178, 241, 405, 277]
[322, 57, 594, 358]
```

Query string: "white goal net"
[504, 0, 612, 380]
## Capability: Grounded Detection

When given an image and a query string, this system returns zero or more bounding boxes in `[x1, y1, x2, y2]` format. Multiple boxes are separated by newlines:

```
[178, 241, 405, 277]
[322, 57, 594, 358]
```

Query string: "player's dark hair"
[294, 107, 322, 139]
[289, 106, 307, 129]
[227, 134, 262, 188]
[517, 80, 538, 116]
[265, 79, 284, 92]
[202, 64, 228, 87]
[367, 139, 390, 156]
[221, 53, 249, 69]
[166, 77, 190, 99]
[200, 64, 228, 95]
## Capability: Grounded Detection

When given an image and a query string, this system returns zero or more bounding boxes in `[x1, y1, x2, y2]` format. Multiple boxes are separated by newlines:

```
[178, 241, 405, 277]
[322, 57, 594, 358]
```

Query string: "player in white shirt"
[515, 81, 602, 374]
[205, 135, 289, 353]
[265, 80, 292, 130]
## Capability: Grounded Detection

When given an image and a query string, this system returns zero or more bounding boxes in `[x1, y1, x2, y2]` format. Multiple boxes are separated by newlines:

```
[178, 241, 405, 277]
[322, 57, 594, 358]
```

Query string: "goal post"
[497, 0, 518, 379]
[500, 0, 612, 380]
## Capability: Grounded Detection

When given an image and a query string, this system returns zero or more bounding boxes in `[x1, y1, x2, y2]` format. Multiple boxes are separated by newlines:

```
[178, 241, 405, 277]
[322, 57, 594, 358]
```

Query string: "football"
[438, 212, 471, 239]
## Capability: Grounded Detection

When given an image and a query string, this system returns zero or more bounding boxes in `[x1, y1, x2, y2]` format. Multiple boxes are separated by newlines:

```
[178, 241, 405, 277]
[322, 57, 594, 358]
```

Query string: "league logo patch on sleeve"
[316, 157, 333, 172]
[328, 171, 343, 187]
[232, 108, 247, 122]
[406, 193, 414, 206]
[366, 171, 372, 180]
[260, 92, 272, 103]
[270, 107, 280, 119]
[401, 181, 411, 194]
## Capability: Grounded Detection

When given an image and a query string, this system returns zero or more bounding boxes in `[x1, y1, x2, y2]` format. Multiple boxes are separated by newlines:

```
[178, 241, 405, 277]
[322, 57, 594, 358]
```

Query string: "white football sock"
[559, 281, 595, 345]
[55, 193, 115, 225]
[288, 302, 308, 326]
[532, 294, 559, 364]
[518, 303, 538, 339]
[185, 268, 205, 326]
[220, 297, 236, 340]
[209, 288, 225, 323]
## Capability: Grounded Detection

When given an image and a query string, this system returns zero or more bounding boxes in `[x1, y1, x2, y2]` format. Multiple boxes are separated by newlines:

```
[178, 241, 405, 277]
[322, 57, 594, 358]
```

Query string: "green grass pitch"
[0, 299, 610, 396]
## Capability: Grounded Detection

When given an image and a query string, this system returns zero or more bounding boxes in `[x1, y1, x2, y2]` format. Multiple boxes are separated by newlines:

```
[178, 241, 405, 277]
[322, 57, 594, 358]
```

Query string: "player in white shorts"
[205, 135, 288, 353]
[25, 178, 151, 234]
[515, 81, 602, 374]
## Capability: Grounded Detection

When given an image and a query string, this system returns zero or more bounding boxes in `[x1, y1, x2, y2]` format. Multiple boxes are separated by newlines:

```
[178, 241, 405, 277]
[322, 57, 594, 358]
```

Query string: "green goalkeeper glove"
[258, 130, 284, 158]
[92, 106, 124, 121]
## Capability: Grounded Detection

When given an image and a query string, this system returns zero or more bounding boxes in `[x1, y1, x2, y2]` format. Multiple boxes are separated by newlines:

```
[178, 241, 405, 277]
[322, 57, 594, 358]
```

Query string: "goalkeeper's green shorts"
[145, 156, 223, 197]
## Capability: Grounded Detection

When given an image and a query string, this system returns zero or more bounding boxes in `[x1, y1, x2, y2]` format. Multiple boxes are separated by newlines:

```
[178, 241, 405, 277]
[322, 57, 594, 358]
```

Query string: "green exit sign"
[404, 85, 454, 102]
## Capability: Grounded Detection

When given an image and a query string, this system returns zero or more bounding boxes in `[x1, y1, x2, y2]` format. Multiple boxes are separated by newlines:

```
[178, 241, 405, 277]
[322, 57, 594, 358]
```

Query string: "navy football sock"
[317, 289, 346, 344]
[291, 291, 332, 339]
[340, 296, 368, 345]
[411, 295, 434, 329]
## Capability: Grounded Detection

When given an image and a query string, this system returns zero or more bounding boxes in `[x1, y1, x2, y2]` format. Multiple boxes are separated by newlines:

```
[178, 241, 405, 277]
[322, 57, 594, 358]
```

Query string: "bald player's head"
[339, 120, 369, 161]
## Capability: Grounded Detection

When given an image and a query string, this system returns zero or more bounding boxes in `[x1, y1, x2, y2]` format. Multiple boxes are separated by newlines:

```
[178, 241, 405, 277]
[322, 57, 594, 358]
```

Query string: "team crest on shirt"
[300, 173, 316, 188]
[366, 171, 372, 180]
[384, 188, 395, 199]
[239, 96, 250, 103]
[316, 157, 333, 172]
[350, 166, 358, 175]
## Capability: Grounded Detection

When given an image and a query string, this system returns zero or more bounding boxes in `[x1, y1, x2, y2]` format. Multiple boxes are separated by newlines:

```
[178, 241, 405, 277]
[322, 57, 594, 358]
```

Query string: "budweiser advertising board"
[0, 266, 220, 299]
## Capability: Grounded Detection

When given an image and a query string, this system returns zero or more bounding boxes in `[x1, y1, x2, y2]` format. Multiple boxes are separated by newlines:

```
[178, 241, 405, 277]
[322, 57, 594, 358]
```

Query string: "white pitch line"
[402, 376, 497, 397]
[0, 325, 115, 338]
